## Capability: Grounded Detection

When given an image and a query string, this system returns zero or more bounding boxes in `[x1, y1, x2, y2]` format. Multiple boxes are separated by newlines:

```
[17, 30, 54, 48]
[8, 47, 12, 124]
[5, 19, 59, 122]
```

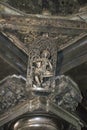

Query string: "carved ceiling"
[0, 1, 87, 130]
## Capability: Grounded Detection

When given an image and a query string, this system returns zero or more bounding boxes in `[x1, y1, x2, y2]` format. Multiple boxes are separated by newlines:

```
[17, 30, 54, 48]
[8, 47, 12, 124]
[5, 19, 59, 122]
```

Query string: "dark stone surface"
[6, 0, 79, 15]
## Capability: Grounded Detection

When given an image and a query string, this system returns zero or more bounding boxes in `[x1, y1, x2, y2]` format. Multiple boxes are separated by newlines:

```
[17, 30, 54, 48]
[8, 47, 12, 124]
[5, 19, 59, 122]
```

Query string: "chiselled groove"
[0, 15, 87, 30]
[1, 24, 87, 36]
[0, 15, 87, 28]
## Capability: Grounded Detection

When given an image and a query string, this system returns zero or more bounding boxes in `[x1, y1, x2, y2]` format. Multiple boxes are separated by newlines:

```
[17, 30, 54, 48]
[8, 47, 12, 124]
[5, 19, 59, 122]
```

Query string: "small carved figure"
[33, 49, 53, 88]
[33, 59, 43, 87]
[41, 49, 53, 77]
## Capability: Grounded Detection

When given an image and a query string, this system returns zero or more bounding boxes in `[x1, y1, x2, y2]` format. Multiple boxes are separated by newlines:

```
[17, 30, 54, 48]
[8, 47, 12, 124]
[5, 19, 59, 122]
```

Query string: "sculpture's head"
[41, 50, 50, 59]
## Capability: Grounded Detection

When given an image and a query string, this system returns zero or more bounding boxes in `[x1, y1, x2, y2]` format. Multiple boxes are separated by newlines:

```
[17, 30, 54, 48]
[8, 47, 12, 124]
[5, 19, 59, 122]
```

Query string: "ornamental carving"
[26, 34, 58, 92]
